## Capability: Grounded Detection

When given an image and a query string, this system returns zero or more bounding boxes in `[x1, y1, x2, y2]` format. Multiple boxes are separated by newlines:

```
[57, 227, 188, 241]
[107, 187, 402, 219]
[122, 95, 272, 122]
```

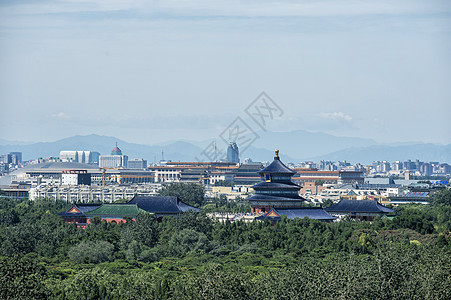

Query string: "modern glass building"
[227, 142, 239, 163]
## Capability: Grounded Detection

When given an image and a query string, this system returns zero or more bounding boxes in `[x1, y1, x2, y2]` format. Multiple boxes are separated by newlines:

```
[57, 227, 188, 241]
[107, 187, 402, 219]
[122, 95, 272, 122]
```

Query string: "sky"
[1, 0, 451, 146]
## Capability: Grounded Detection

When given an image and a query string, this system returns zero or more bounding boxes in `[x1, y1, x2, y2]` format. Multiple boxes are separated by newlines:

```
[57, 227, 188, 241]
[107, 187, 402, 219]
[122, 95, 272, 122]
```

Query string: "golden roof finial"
[275, 149, 279, 157]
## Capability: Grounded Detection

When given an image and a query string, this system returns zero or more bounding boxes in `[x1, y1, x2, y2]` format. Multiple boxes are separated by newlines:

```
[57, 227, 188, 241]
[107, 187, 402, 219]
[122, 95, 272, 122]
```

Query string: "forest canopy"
[0, 188, 450, 299]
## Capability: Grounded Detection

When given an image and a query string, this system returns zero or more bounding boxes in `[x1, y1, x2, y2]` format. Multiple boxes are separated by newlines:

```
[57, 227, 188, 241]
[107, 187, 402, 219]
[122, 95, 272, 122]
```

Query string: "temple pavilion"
[249, 150, 336, 222]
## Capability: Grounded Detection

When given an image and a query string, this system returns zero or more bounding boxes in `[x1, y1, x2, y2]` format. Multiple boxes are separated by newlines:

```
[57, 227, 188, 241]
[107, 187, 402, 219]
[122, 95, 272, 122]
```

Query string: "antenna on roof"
[214, 139, 217, 162]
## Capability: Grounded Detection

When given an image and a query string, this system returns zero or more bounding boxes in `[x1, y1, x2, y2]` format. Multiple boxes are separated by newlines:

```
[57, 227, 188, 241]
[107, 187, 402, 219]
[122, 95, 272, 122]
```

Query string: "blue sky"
[1, 0, 450, 145]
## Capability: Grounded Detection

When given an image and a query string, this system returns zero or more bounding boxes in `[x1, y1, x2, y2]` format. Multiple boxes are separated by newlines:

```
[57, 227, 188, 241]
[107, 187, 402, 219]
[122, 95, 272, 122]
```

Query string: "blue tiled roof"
[256, 208, 336, 221]
[58, 204, 101, 217]
[248, 194, 305, 202]
[402, 192, 429, 197]
[278, 208, 337, 220]
[258, 156, 295, 175]
[76, 204, 102, 213]
[325, 200, 394, 213]
[58, 212, 86, 217]
[247, 194, 305, 202]
[128, 196, 200, 214]
[252, 181, 300, 189]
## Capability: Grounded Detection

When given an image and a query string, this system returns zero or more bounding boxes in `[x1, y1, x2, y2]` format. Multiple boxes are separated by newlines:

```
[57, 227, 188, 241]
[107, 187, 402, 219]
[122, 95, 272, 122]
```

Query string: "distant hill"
[0, 134, 204, 162]
[309, 143, 451, 164]
[180, 129, 377, 162]
[251, 130, 377, 160]
[0, 134, 449, 164]
[0, 138, 33, 146]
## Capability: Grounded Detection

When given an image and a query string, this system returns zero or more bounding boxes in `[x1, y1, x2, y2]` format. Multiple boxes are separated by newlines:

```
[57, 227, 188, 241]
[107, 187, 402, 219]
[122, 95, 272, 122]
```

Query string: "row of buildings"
[56, 150, 395, 226]
[0, 152, 23, 174]
[61, 145, 148, 169]
[368, 159, 451, 177]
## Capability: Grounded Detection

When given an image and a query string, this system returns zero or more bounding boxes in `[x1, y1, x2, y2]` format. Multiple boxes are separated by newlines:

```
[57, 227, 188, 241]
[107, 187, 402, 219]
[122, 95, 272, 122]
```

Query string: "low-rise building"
[325, 199, 394, 221]
[61, 170, 91, 186]
[29, 184, 160, 202]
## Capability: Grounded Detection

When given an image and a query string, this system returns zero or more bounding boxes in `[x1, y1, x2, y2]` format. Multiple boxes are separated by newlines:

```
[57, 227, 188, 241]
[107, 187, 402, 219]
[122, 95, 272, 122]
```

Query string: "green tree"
[0, 256, 49, 299]
[68, 240, 114, 263]
[159, 182, 205, 207]
[167, 229, 212, 257]
[432, 188, 451, 206]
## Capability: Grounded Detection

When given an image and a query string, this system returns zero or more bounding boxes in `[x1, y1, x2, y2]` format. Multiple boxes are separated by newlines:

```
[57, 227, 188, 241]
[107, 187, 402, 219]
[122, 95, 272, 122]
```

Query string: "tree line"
[0, 188, 450, 299]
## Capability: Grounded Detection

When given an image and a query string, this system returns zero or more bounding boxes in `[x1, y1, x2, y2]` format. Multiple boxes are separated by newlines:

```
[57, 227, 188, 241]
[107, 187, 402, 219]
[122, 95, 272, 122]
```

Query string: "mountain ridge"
[0, 133, 449, 164]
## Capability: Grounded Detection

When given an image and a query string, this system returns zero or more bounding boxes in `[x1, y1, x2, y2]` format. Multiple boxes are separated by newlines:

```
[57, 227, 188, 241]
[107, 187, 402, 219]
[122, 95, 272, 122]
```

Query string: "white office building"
[60, 150, 101, 164]
[99, 155, 128, 168]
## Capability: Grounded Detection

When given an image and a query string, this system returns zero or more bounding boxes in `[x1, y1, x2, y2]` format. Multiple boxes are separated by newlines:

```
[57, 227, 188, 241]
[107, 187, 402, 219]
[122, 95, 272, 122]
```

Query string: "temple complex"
[250, 150, 336, 222]
[248, 150, 306, 213]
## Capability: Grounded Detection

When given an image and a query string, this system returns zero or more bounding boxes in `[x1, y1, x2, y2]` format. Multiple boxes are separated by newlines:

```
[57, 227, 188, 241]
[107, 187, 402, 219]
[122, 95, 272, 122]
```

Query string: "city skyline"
[1, 1, 451, 145]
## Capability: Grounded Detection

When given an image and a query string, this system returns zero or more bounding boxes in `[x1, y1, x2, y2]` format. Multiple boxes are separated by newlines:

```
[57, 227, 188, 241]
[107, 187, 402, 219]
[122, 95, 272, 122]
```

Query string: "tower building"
[248, 150, 305, 213]
[249, 150, 336, 222]
[227, 142, 239, 163]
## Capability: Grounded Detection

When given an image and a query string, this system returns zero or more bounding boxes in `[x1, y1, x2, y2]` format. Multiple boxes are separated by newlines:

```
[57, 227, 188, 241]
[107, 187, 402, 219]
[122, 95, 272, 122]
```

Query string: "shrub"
[68, 240, 114, 263]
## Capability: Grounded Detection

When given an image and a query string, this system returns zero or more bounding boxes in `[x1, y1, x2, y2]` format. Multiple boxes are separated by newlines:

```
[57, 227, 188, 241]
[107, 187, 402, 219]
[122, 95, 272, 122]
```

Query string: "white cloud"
[51, 112, 71, 120]
[318, 112, 352, 122]
[2, 0, 451, 18]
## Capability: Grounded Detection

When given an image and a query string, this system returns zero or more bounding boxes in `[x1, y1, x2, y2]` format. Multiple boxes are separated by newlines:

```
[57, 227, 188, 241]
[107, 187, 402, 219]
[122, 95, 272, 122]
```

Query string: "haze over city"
[1, 0, 450, 146]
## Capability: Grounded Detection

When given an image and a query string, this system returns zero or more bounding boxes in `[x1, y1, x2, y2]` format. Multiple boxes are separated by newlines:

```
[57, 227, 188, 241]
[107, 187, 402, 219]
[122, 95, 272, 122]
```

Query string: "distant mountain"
[179, 130, 377, 162]
[0, 138, 33, 146]
[0, 134, 204, 162]
[249, 130, 377, 160]
[0, 134, 449, 164]
[245, 146, 297, 163]
[309, 143, 451, 164]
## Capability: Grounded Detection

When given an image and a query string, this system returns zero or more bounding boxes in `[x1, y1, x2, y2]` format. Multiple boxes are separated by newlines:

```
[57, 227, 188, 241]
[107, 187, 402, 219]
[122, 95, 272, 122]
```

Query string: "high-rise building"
[227, 142, 239, 163]
[90, 152, 101, 164]
[421, 163, 433, 176]
[0, 154, 12, 164]
[403, 160, 415, 170]
[9, 152, 22, 164]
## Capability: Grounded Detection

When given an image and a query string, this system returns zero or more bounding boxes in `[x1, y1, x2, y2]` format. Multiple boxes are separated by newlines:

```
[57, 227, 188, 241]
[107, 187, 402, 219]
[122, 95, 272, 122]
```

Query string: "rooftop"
[128, 195, 200, 214]
[256, 207, 337, 221]
[85, 204, 146, 216]
[325, 200, 394, 214]
[258, 150, 296, 175]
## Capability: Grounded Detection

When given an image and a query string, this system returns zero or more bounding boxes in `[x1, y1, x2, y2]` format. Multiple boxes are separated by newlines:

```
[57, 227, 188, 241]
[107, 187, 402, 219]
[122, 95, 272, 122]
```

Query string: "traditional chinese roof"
[325, 200, 394, 214]
[248, 194, 305, 202]
[252, 181, 300, 189]
[128, 196, 200, 214]
[58, 204, 101, 217]
[258, 150, 295, 175]
[256, 207, 337, 221]
[85, 204, 146, 217]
